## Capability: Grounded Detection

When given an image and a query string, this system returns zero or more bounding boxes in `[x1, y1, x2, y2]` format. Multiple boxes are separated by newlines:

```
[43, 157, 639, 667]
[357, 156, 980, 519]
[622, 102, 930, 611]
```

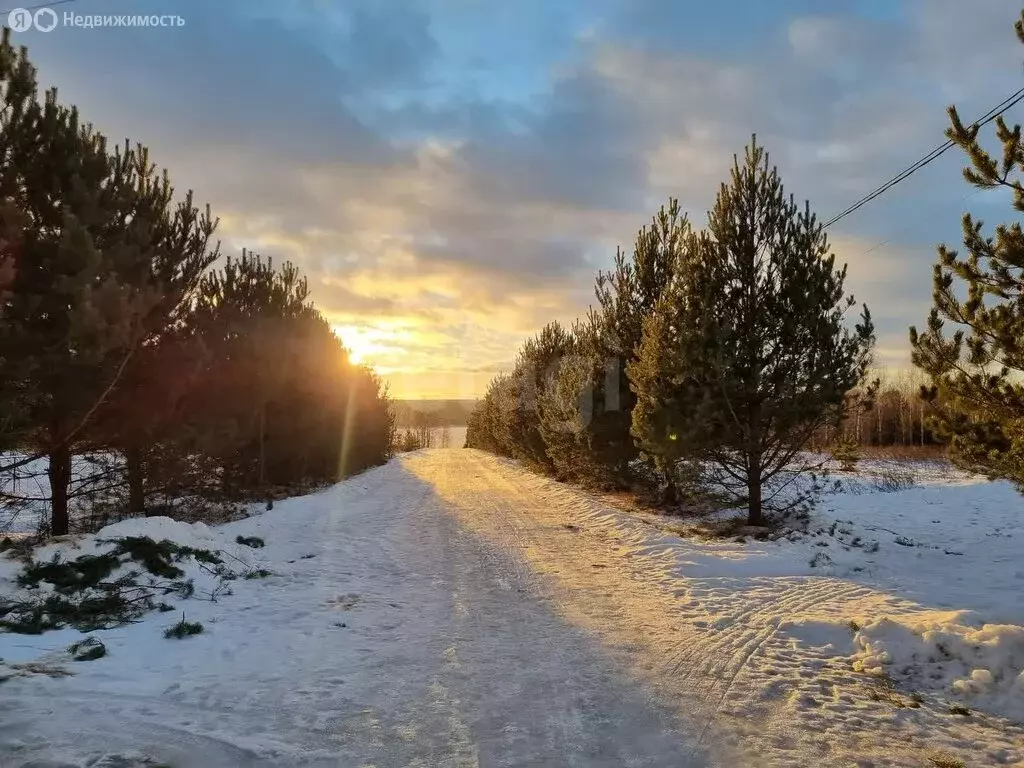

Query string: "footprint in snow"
[327, 593, 361, 610]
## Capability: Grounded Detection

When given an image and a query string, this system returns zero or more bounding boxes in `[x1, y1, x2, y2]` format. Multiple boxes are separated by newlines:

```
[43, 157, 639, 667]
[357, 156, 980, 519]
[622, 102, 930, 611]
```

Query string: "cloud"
[16, 0, 1024, 395]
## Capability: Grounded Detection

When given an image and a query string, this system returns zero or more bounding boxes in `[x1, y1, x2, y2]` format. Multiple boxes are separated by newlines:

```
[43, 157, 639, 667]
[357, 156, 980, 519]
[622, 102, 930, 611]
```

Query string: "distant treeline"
[0, 30, 394, 536]
[392, 400, 476, 428]
[390, 402, 473, 453]
[809, 370, 942, 451]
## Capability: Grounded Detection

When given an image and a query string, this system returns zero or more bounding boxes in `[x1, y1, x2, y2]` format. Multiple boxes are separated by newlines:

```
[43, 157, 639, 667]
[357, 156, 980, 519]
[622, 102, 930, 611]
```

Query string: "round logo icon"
[33, 7, 57, 32]
[7, 8, 33, 32]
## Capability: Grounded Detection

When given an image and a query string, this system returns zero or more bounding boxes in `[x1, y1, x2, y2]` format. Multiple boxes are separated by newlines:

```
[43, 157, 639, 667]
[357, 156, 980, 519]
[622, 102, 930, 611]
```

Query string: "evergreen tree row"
[469, 139, 876, 524]
[0, 30, 394, 535]
[471, 9, 1024, 519]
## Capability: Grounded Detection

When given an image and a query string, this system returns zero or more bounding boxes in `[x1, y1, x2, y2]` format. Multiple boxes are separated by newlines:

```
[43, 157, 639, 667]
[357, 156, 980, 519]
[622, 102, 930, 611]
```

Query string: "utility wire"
[823, 84, 1024, 230]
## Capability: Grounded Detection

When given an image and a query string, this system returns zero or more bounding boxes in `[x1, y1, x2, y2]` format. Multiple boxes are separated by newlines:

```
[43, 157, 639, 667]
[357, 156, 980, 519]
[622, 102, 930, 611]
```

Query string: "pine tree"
[572, 200, 688, 486]
[537, 323, 603, 483]
[630, 138, 874, 524]
[467, 200, 688, 487]
[466, 373, 516, 456]
[505, 321, 572, 471]
[88, 183, 219, 516]
[910, 10, 1024, 486]
[0, 197, 23, 442]
[0, 32, 167, 534]
[628, 227, 712, 503]
[181, 251, 311, 494]
[177, 250, 394, 498]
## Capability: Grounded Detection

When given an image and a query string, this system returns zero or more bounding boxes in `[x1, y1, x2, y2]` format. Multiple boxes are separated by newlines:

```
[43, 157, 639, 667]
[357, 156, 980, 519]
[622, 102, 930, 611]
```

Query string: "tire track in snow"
[662, 577, 881, 759]
[432, 450, 860, 715]
[419, 449, 700, 768]
[407, 449, 1024, 767]
[419, 450, 753, 763]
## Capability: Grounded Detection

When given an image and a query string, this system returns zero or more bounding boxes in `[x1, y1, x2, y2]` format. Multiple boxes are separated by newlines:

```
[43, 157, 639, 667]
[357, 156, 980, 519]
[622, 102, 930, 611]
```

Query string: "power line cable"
[823, 84, 1024, 229]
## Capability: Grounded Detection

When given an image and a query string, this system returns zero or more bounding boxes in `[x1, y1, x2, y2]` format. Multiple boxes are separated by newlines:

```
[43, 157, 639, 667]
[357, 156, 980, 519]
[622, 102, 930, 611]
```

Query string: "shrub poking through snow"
[865, 675, 921, 709]
[164, 615, 204, 639]
[0, 531, 262, 634]
[235, 535, 265, 548]
[17, 537, 221, 590]
[68, 636, 106, 661]
[873, 467, 918, 493]
[809, 552, 831, 568]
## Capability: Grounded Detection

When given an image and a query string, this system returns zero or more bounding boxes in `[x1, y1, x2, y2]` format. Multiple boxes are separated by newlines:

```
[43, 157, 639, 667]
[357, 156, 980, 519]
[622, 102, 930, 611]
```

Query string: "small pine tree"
[505, 321, 573, 472]
[466, 373, 517, 456]
[550, 200, 688, 488]
[830, 434, 861, 473]
[537, 325, 607, 483]
[593, 201, 687, 481]
[631, 138, 875, 524]
[628, 233, 710, 504]
[909, 10, 1024, 486]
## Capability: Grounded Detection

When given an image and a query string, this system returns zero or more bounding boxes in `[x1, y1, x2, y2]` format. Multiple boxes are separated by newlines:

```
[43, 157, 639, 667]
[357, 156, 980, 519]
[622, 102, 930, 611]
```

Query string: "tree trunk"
[48, 441, 71, 536]
[258, 402, 266, 490]
[746, 458, 763, 526]
[656, 456, 679, 508]
[660, 477, 679, 507]
[126, 446, 146, 516]
[920, 403, 925, 446]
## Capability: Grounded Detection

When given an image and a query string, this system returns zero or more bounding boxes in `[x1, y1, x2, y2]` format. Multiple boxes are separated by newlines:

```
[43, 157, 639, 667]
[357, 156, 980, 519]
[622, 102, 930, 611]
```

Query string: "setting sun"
[332, 324, 397, 366]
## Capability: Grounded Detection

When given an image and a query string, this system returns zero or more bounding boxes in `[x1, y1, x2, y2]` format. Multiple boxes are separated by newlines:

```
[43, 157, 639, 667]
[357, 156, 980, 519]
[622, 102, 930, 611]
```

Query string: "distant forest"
[392, 400, 477, 428]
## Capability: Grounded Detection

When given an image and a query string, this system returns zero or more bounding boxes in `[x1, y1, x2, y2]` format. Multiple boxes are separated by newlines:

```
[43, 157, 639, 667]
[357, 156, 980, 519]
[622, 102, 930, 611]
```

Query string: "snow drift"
[852, 611, 1024, 722]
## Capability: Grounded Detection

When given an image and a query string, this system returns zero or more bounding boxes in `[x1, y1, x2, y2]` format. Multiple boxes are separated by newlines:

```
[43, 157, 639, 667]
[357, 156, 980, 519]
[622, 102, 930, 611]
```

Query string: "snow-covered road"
[0, 450, 700, 768]
[2, 448, 1021, 767]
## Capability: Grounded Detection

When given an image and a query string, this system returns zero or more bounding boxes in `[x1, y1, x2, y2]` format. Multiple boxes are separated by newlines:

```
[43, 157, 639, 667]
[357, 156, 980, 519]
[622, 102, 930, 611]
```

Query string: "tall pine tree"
[0, 32, 170, 534]
[910, 10, 1024, 486]
[631, 138, 874, 524]
[563, 199, 688, 487]
[88, 179, 219, 516]
[506, 321, 572, 472]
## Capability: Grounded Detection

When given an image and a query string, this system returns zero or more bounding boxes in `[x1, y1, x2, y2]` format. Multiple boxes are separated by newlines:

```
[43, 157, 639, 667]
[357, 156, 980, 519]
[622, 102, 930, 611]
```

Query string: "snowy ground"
[1, 453, 152, 535]
[1, 453, 62, 534]
[1, 449, 1021, 767]
[0, 451, 697, 768]
[439, 425, 469, 448]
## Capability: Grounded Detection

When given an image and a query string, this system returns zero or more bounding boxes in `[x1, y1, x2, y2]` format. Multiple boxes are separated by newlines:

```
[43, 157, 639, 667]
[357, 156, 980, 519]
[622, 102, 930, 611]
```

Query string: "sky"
[11, 0, 1024, 398]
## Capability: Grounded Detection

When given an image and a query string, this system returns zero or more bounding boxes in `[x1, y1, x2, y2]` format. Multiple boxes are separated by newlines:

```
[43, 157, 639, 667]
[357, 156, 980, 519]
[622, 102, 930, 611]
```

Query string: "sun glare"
[332, 324, 397, 365]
